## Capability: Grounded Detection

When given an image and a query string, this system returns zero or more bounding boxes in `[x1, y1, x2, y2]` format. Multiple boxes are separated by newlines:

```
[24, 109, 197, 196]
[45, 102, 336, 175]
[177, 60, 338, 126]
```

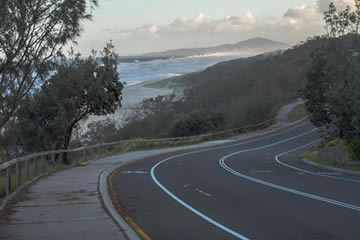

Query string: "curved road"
[111, 121, 360, 240]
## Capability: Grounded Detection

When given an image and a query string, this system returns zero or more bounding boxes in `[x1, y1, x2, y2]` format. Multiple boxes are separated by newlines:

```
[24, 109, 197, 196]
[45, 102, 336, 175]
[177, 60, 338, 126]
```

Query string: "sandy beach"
[79, 80, 172, 135]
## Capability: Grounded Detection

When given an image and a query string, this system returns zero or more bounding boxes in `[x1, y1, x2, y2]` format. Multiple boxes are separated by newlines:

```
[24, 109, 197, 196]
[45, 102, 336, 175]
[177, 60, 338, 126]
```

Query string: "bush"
[170, 112, 224, 137]
[347, 139, 360, 161]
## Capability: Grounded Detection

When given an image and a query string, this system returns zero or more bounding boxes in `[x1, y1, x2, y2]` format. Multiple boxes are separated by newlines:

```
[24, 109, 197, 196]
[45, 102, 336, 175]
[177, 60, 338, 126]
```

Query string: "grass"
[300, 150, 360, 172]
[288, 103, 307, 122]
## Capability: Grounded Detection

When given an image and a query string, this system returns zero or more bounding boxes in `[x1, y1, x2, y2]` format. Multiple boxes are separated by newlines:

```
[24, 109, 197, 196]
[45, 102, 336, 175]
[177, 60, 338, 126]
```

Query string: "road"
[111, 121, 360, 240]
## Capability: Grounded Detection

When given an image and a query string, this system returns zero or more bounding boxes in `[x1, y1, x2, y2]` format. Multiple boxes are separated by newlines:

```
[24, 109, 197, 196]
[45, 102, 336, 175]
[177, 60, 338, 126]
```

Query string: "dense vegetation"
[0, 0, 98, 131]
[1, 0, 359, 165]
[302, 1, 360, 161]
[102, 37, 323, 142]
[0, 1, 126, 163]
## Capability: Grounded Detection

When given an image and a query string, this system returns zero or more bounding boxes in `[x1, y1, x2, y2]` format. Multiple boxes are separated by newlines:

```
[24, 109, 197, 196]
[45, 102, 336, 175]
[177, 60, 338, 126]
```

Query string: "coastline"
[79, 77, 174, 135]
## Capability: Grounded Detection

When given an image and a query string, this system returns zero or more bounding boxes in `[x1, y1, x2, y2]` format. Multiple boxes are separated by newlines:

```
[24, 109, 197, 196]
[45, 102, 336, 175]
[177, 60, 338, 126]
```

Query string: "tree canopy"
[303, 1, 360, 159]
[0, 0, 98, 131]
[17, 43, 123, 155]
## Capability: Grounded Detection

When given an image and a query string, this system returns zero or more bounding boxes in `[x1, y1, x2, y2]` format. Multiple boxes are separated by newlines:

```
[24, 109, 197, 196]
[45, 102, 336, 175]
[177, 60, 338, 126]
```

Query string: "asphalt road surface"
[111, 121, 360, 240]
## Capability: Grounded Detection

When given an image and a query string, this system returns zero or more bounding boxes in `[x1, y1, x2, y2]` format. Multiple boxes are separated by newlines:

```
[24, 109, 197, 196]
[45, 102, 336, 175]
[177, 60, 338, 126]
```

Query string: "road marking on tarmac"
[220, 139, 360, 212]
[318, 172, 343, 176]
[251, 170, 274, 174]
[120, 171, 148, 174]
[275, 143, 360, 183]
[196, 188, 213, 197]
[150, 123, 315, 240]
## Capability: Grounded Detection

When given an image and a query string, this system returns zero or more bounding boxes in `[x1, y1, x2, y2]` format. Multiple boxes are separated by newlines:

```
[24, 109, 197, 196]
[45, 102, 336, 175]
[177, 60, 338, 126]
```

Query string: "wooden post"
[6, 167, 11, 196]
[52, 153, 56, 166]
[25, 159, 30, 181]
[58, 153, 64, 165]
[41, 155, 46, 173]
[34, 157, 39, 177]
[82, 149, 86, 163]
[16, 162, 21, 188]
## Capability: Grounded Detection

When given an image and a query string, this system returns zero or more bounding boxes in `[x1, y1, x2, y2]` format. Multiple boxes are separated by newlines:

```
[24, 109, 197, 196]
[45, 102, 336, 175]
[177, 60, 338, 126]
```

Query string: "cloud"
[124, 11, 258, 39]
[285, 0, 356, 22]
[78, 0, 357, 55]
[284, 3, 321, 21]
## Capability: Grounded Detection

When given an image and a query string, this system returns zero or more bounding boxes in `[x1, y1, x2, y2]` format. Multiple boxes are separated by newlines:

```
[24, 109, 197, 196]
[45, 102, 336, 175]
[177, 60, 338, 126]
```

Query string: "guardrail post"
[6, 167, 11, 196]
[94, 147, 98, 158]
[51, 153, 56, 165]
[64, 152, 73, 165]
[58, 153, 63, 165]
[34, 157, 39, 177]
[41, 155, 46, 173]
[16, 162, 21, 188]
[83, 149, 86, 163]
[25, 159, 30, 181]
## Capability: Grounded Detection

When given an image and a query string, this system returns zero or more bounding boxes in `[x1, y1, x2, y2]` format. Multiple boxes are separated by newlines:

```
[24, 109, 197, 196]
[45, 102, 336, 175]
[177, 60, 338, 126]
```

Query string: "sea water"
[118, 54, 249, 86]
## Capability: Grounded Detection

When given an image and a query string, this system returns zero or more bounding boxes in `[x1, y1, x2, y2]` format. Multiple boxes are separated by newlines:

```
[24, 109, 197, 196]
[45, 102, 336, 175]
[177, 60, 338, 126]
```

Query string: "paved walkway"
[0, 101, 303, 240]
[0, 145, 246, 240]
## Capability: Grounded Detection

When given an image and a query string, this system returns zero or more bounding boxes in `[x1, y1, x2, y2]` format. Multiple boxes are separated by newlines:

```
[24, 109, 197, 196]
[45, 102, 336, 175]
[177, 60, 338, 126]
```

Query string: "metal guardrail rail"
[0, 118, 275, 200]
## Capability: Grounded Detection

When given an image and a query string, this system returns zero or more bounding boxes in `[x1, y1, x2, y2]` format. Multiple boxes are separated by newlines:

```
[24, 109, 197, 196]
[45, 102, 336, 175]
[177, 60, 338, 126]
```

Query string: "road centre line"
[219, 140, 360, 212]
[150, 123, 316, 239]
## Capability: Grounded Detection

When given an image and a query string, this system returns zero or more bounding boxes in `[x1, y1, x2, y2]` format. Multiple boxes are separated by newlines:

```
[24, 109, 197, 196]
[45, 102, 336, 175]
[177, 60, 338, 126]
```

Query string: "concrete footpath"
[1, 142, 259, 240]
[0, 101, 303, 240]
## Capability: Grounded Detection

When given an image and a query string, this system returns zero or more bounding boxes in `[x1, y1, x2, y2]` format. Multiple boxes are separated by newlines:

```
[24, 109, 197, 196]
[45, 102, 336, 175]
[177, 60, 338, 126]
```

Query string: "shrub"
[347, 139, 360, 161]
[170, 112, 224, 137]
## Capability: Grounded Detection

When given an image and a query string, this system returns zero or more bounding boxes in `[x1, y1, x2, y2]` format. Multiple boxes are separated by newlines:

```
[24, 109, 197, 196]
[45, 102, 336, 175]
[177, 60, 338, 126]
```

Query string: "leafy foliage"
[169, 112, 224, 137]
[303, 2, 360, 144]
[347, 139, 360, 161]
[16, 43, 123, 155]
[0, 0, 98, 130]
[324, 1, 360, 38]
[117, 37, 326, 139]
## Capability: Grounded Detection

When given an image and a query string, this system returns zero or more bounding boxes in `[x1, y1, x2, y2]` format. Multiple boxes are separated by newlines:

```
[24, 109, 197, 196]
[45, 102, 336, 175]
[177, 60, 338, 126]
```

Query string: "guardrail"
[0, 118, 276, 201]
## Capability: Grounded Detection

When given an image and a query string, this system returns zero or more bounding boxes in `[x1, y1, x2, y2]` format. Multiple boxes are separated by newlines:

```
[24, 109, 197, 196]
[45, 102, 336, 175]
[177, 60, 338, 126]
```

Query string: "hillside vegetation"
[87, 37, 326, 143]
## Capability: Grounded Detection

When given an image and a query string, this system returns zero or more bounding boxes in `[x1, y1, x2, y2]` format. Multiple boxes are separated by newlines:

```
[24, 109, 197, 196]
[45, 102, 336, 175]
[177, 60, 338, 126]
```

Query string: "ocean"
[118, 54, 250, 86]
[81, 53, 257, 133]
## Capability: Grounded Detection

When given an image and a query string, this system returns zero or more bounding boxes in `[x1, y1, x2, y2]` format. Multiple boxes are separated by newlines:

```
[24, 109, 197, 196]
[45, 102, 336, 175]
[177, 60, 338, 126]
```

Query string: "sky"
[73, 0, 356, 55]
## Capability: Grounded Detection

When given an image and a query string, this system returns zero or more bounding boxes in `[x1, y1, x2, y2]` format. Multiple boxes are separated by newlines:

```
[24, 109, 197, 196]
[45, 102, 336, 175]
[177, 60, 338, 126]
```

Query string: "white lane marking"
[219, 139, 360, 212]
[318, 172, 343, 176]
[151, 159, 250, 240]
[251, 170, 274, 174]
[150, 123, 315, 240]
[196, 188, 213, 197]
[274, 141, 360, 183]
[121, 171, 148, 174]
[184, 184, 191, 188]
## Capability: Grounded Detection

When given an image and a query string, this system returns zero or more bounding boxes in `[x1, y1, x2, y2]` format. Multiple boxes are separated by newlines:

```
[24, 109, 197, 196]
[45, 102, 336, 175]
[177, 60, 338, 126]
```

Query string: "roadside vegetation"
[301, 1, 360, 166]
[1, 0, 360, 171]
[300, 139, 360, 172]
[100, 36, 323, 143]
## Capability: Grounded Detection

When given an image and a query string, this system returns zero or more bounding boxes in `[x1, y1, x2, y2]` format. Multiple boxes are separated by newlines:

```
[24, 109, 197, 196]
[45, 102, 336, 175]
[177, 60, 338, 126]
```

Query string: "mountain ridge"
[143, 37, 289, 57]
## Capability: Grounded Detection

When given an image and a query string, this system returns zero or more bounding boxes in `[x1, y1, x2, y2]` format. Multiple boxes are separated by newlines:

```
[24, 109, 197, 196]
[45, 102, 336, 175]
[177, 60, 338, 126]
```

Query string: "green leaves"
[17, 44, 124, 153]
[303, 2, 360, 143]
[0, 0, 97, 131]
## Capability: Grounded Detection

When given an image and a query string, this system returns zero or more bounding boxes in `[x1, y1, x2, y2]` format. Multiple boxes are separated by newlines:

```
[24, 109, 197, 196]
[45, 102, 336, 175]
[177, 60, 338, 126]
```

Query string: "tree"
[0, 0, 98, 131]
[303, 1, 360, 144]
[17, 43, 123, 161]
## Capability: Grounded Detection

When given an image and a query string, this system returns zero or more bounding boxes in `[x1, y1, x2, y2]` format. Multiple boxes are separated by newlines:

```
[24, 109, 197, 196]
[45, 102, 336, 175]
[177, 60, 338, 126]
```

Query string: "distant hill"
[143, 38, 289, 57]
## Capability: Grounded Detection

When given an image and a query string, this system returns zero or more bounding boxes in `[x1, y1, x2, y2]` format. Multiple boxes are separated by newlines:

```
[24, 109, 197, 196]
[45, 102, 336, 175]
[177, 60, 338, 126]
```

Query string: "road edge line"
[99, 163, 143, 240]
[302, 158, 360, 177]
